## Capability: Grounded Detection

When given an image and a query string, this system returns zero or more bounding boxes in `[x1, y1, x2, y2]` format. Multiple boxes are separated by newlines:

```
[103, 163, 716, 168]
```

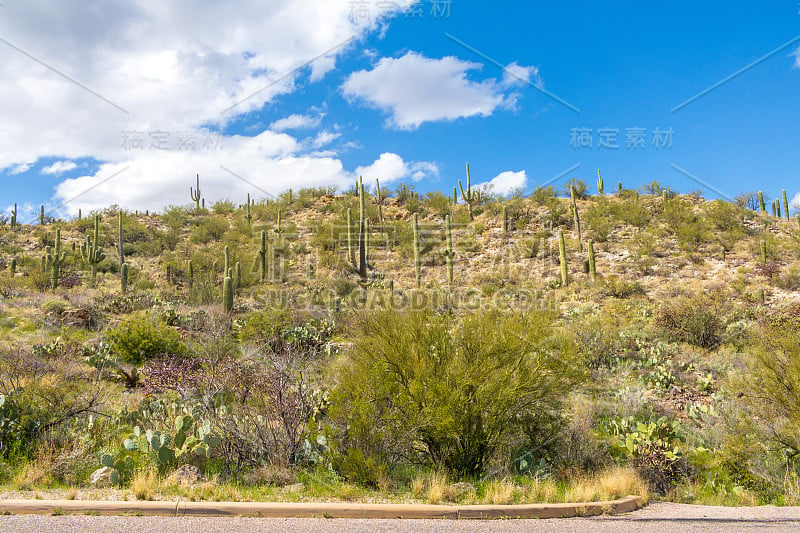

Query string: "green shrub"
[601, 277, 645, 299]
[329, 308, 584, 477]
[654, 295, 724, 349]
[106, 313, 185, 365]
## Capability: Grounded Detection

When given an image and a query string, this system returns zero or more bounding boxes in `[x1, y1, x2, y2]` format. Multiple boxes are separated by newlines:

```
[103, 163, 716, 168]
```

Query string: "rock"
[168, 464, 206, 486]
[89, 466, 114, 487]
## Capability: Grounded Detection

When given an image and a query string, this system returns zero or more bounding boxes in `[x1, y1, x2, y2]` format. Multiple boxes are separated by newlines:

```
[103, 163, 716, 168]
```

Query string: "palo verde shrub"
[106, 313, 185, 365]
[329, 308, 584, 477]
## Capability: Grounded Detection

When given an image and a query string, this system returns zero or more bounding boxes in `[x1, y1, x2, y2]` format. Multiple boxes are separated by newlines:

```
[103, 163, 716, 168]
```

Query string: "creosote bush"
[654, 294, 725, 349]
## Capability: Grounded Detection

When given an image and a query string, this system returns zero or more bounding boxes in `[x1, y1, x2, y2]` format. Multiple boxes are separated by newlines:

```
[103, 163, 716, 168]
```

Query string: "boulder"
[168, 464, 206, 486]
[89, 466, 114, 487]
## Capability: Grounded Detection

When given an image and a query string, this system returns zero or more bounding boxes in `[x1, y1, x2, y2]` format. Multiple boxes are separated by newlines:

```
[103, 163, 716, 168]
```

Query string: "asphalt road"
[3, 502, 800, 532]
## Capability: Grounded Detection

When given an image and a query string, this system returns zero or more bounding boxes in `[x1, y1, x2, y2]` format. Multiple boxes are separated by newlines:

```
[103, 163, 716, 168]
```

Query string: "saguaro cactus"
[245, 193, 252, 225]
[588, 239, 597, 283]
[223, 245, 230, 278]
[80, 215, 105, 281]
[190, 174, 201, 210]
[257, 231, 268, 283]
[782, 190, 790, 221]
[10, 258, 16, 275]
[570, 185, 583, 252]
[413, 212, 421, 288]
[618, 181, 623, 194]
[46, 228, 66, 289]
[10, 203, 17, 229]
[234, 261, 241, 290]
[358, 181, 367, 280]
[223, 276, 233, 312]
[558, 230, 569, 286]
[458, 163, 477, 221]
[596, 170, 604, 196]
[120, 263, 129, 295]
[375, 178, 385, 222]
[346, 208, 355, 268]
[758, 191, 766, 213]
[118, 211, 125, 265]
[40, 205, 45, 225]
[445, 215, 454, 285]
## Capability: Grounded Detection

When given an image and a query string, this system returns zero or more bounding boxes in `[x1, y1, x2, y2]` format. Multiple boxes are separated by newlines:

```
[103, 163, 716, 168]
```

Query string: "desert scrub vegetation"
[1, 178, 800, 505]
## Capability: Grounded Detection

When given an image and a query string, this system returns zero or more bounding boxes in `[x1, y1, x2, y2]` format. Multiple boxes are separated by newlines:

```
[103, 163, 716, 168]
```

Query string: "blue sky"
[1, 1, 799, 220]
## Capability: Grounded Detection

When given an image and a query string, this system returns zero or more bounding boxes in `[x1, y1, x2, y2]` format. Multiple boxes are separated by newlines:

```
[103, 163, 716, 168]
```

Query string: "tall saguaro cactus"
[40, 205, 45, 225]
[80, 215, 105, 281]
[570, 185, 583, 252]
[413, 212, 421, 288]
[120, 263, 129, 295]
[118, 210, 125, 265]
[258, 231, 268, 283]
[358, 181, 367, 280]
[10, 203, 17, 229]
[782, 190, 790, 221]
[223, 276, 234, 313]
[190, 173, 201, 210]
[588, 239, 597, 283]
[558, 230, 569, 286]
[375, 178, 385, 222]
[45, 228, 66, 289]
[346, 208, 355, 268]
[245, 193, 252, 225]
[596, 170, 604, 196]
[445, 215, 454, 286]
[758, 191, 766, 213]
[458, 163, 476, 221]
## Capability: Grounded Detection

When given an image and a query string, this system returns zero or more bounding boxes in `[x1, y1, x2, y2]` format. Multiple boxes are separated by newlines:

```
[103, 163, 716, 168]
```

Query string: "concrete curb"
[0, 495, 646, 519]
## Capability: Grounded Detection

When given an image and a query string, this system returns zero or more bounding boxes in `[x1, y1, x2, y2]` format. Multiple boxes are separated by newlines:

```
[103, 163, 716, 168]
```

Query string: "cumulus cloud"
[42, 161, 78, 175]
[791, 191, 800, 211]
[53, 135, 434, 215]
[270, 114, 324, 132]
[355, 152, 439, 184]
[474, 170, 527, 197]
[0, 0, 421, 210]
[342, 51, 538, 129]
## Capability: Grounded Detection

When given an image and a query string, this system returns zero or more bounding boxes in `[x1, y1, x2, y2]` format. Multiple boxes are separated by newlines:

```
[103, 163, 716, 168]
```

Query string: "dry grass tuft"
[130, 468, 158, 501]
[483, 479, 517, 505]
[565, 467, 648, 503]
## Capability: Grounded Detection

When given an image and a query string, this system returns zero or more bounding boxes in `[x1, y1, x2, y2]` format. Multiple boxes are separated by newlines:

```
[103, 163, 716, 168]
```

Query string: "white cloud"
[791, 191, 800, 210]
[355, 152, 439, 184]
[270, 114, 323, 132]
[9, 163, 31, 175]
[311, 131, 341, 149]
[501, 62, 542, 89]
[42, 160, 78, 175]
[793, 46, 800, 69]
[342, 52, 538, 129]
[0, 0, 420, 203]
[474, 170, 527, 197]
[52, 136, 429, 214]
